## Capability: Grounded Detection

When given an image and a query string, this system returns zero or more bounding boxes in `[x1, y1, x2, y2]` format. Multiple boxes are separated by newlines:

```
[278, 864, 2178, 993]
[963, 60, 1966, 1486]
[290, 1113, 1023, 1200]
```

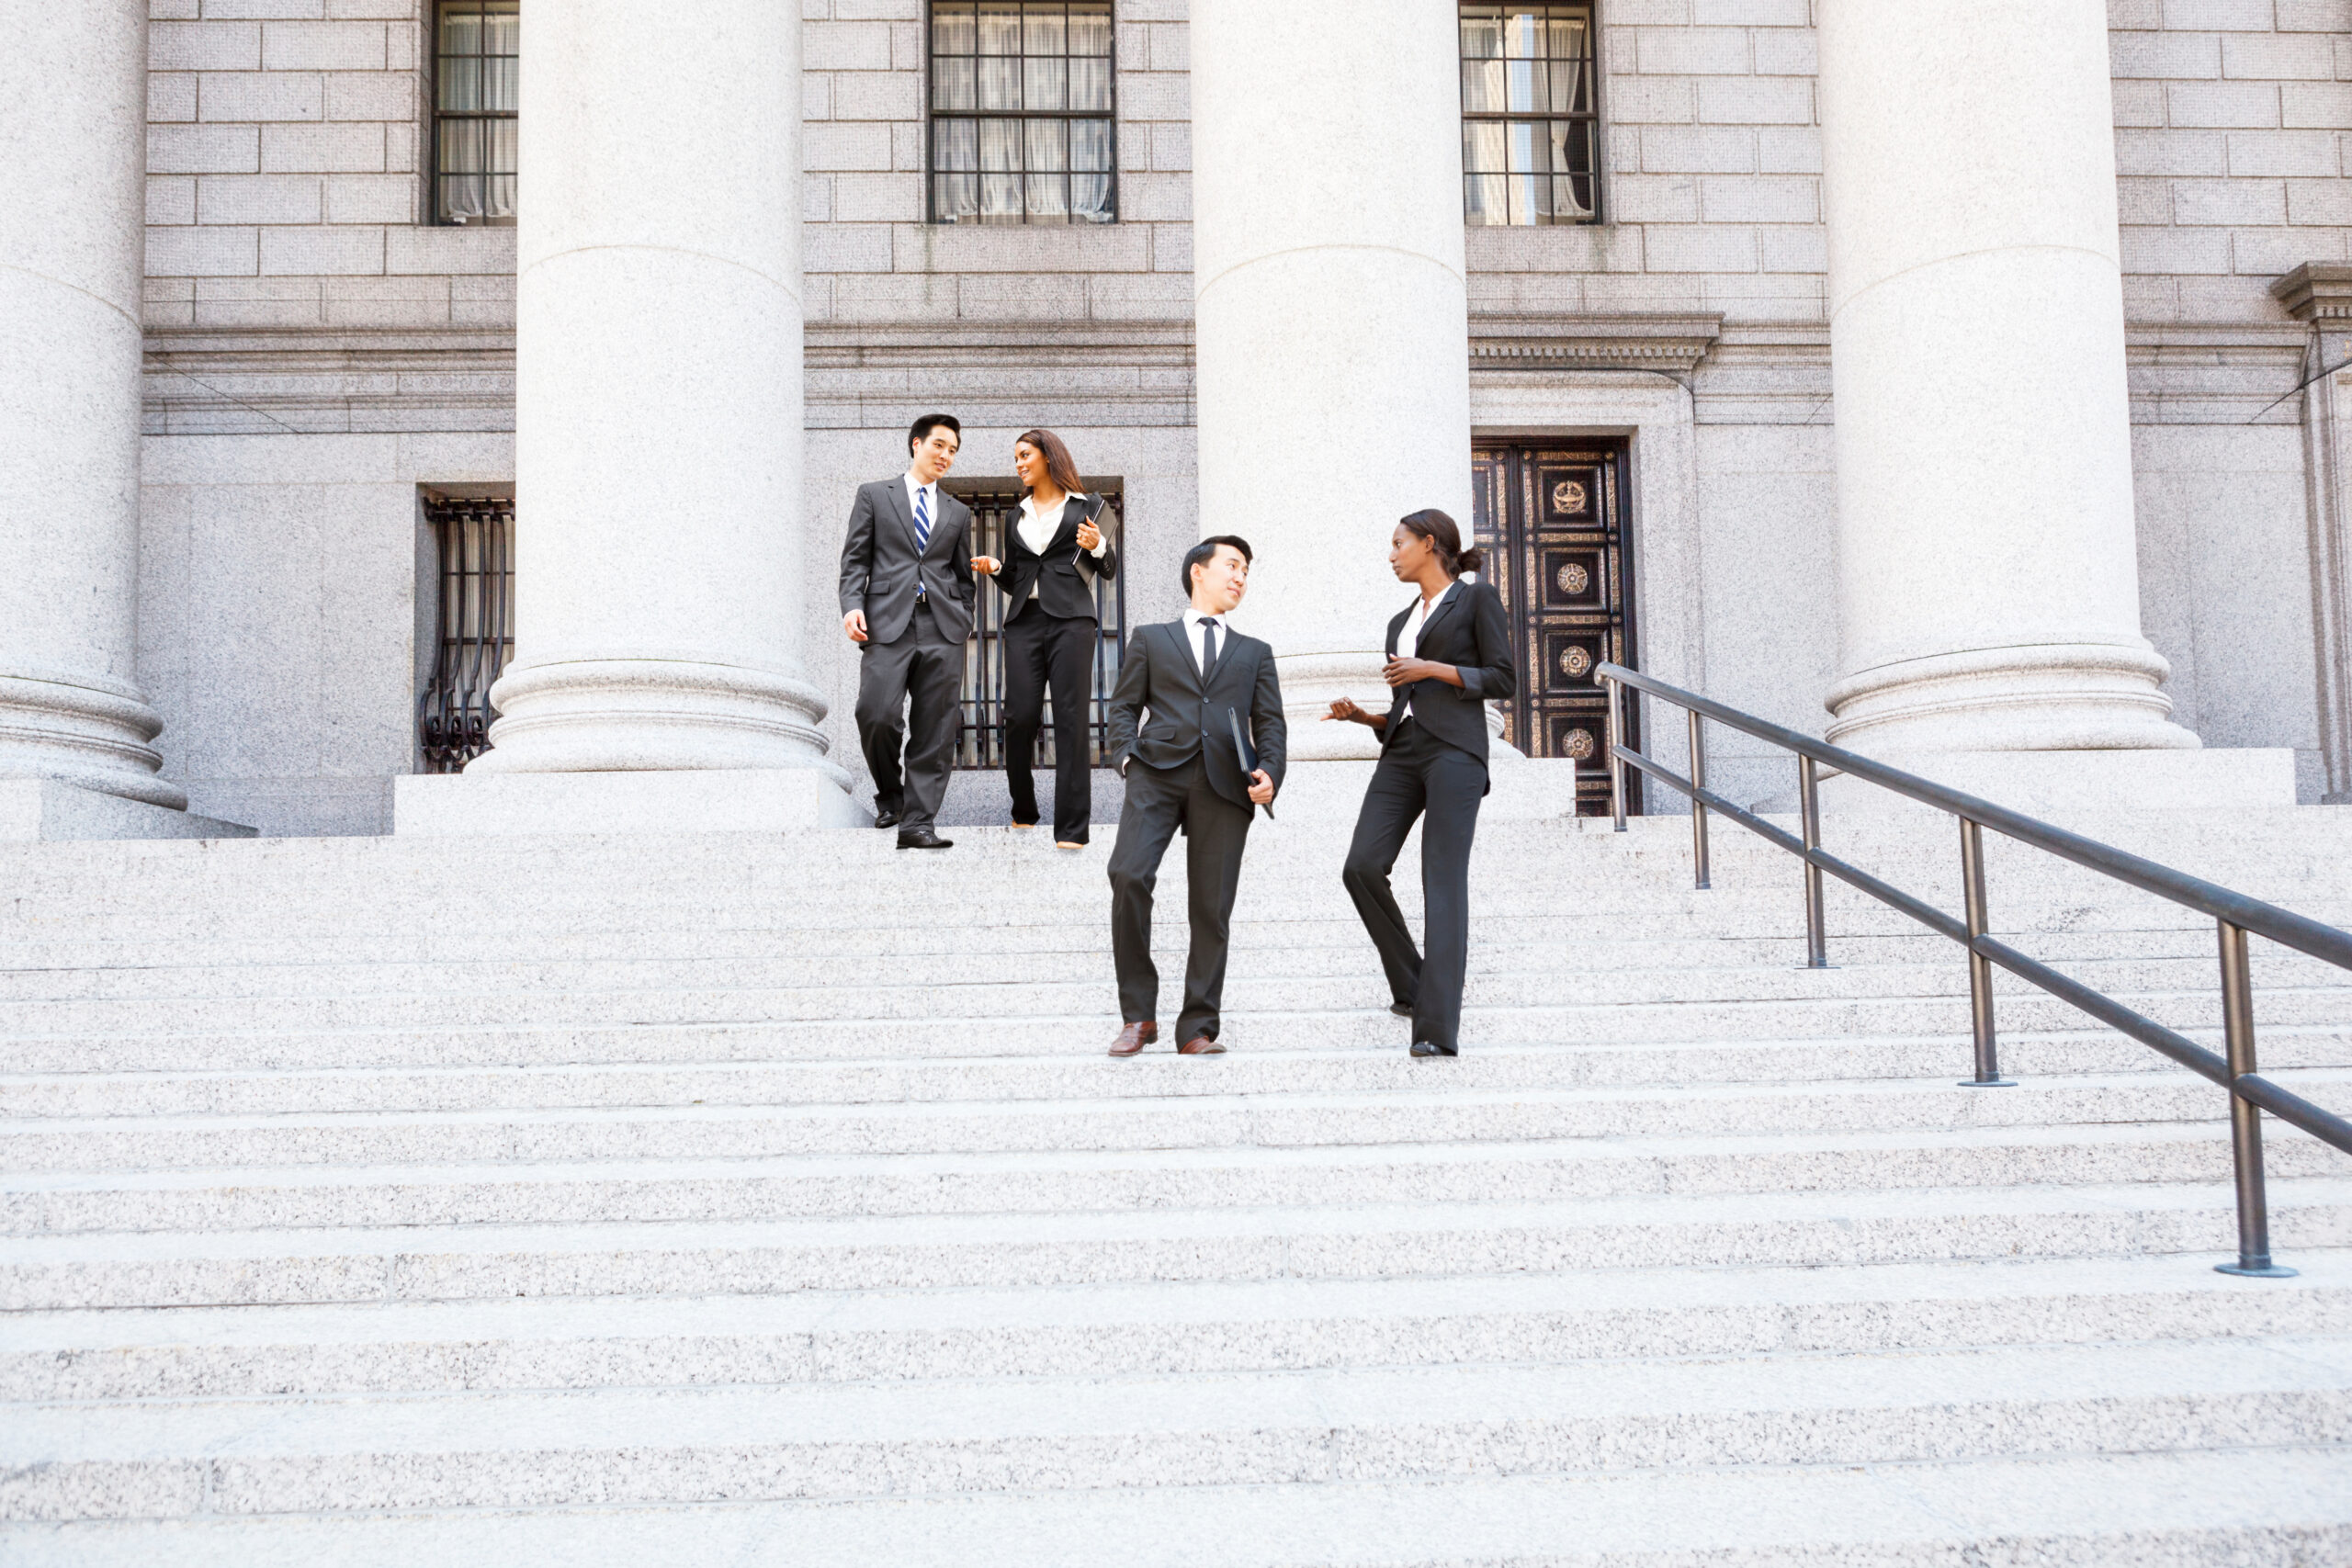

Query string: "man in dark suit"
[1103, 536, 1284, 1056]
[838, 413, 978, 850]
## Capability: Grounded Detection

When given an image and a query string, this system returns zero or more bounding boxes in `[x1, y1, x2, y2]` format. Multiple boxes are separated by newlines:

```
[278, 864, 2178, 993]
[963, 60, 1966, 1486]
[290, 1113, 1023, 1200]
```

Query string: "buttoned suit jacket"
[993, 493, 1120, 622]
[837, 479, 978, 645]
[1382, 578, 1516, 763]
[1106, 618, 1288, 816]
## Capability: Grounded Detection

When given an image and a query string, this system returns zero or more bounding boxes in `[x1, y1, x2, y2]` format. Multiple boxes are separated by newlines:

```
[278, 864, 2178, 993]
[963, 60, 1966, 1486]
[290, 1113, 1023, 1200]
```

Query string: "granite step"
[14, 1446, 2345, 1568]
[9, 1124, 2349, 1237]
[11, 1072, 2347, 1174]
[8, 1179, 2350, 1311]
[6, 1251, 2347, 1401]
[7, 1337, 2352, 1522]
[9, 1029, 2348, 1121]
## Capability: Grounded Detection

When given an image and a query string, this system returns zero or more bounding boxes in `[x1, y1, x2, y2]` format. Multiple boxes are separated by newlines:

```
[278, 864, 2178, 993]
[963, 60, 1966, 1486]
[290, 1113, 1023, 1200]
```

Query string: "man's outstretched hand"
[843, 610, 868, 643]
[1248, 768, 1274, 806]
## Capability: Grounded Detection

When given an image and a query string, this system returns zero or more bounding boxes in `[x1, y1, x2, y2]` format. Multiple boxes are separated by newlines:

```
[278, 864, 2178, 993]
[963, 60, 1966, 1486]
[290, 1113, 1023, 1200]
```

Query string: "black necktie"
[1198, 616, 1218, 675]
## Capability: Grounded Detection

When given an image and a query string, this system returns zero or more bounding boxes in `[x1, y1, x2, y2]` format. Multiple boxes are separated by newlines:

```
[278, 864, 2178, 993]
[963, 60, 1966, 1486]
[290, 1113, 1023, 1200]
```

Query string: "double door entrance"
[1469, 439, 1638, 815]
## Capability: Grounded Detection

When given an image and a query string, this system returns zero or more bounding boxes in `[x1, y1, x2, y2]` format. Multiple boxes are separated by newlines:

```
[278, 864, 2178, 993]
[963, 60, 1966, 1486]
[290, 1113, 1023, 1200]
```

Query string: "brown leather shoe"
[1177, 1035, 1225, 1055]
[1109, 1021, 1158, 1057]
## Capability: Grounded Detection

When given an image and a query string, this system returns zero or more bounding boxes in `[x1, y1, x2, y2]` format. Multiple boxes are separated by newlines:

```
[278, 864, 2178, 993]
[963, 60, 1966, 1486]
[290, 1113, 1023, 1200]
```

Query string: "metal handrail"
[1597, 662, 2352, 1279]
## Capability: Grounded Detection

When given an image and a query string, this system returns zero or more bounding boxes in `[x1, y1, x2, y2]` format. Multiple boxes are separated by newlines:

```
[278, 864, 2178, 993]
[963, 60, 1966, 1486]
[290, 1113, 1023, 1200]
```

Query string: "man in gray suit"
[838, 413, 978, 850]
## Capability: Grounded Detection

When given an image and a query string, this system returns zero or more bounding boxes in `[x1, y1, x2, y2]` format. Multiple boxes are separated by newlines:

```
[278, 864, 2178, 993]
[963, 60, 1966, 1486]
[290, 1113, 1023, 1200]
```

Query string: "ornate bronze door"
[1469, 440, 1638, 814]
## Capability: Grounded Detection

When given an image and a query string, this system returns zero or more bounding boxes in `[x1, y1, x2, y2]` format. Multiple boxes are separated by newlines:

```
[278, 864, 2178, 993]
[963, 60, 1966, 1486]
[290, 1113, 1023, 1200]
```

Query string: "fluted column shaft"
[1818, 0, 2197, 754]
[0, 0, 186, 808]
[1188, 0, 1475, 760]
[480, 0, 832, 773]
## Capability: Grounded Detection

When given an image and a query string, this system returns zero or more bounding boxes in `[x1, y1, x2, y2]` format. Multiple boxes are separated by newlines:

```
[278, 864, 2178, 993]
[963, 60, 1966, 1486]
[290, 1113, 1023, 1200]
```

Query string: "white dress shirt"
[1016, 492, 1107, 600]
[902, 473, 940, 541]
[1390, 581, 1456, 734]
[1189, 610, 1228, 675]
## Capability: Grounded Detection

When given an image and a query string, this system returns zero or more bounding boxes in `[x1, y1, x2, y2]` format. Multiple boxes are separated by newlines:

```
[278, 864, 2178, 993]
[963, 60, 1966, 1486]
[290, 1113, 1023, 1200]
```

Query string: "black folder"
[1227, 706, 1273, 819]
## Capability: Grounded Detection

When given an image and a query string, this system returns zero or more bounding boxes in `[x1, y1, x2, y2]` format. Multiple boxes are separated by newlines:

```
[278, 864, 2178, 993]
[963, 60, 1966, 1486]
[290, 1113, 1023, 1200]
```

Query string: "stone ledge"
[0, 781, 255, 842]
[394, 769, 867, 837]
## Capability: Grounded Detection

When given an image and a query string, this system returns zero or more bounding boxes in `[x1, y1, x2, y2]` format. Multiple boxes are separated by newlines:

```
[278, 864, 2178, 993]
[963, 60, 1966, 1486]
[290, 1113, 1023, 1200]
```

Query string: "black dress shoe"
[873, 807, 900, 829]
[896, 826, 954, 851]
[1408, 1040, 1458, 1058]
[1388, 1001, 1414, 1019]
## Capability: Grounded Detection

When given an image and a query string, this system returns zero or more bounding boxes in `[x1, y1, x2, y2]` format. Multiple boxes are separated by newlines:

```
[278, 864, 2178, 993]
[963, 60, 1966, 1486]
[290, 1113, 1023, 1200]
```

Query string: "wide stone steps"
[9, 1336, 2352, 1523]
[6, 1253, 2348, 1401]
[11, 1124, 2350, 1238]
[9, 936, 2343, 1004]
[4, 807, 2347, 1560]
[11, 1072, 2352, 1177]
[9, 1449, 2346, 1567]
[10, 1180, 2352, 1312]
[10, 1028, 2350, 1123]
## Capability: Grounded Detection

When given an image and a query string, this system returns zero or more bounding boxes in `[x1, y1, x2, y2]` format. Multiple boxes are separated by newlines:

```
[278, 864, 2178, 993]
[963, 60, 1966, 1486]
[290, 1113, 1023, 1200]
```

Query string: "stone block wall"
[141, 0, 513, 333]
[2110, 0, 2352, 323]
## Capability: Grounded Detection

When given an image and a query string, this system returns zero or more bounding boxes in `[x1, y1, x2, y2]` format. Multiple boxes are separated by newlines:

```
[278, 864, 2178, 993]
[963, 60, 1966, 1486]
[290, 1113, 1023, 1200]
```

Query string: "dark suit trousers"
[854, 614, 964, 830]
[1108, 754, 1251, 1043]
[1342, 723, 1487, 1053]
[1001, 604, 1097, 843]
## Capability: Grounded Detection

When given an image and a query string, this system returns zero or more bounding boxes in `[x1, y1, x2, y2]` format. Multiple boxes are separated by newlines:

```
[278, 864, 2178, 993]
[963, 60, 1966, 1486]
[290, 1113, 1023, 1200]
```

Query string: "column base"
[393, 768, 867, 837]
[0, 779, 254, 841]
[1816, 747, 2297, 830]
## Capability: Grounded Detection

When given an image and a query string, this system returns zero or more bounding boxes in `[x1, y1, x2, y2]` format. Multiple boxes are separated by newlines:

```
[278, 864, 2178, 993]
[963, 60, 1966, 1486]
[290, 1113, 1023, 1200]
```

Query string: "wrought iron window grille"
[418, 497, 514, 773]
[432, 0, 519, 226]
[928, 0, 1118, 226]
[1459, 3, 1600, 226]
[951, 484, 1126, 768]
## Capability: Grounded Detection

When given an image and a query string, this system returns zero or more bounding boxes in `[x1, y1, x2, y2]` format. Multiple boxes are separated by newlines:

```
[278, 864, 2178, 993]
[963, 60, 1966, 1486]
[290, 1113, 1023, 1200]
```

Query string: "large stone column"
[474, 0, 836, 784]
[1817, 0, 2198, 760]
[1189, 0, 1475, 761]
[0, 1, 186, 810]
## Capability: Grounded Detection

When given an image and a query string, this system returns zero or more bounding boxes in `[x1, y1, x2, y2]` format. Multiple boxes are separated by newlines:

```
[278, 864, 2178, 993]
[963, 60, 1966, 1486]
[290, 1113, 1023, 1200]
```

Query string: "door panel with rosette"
[1470, 440, 1638, 814]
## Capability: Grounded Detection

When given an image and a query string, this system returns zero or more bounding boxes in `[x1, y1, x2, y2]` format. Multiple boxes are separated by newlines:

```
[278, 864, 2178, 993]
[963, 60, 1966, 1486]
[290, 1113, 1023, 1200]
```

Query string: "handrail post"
[1798, 755, 1828, 968]
[1957, 818, 2015, 1088]
[1603, 673, 1627, 832]
[2215, 919, 2297, 1277]
[1686, 708, 1710, 889]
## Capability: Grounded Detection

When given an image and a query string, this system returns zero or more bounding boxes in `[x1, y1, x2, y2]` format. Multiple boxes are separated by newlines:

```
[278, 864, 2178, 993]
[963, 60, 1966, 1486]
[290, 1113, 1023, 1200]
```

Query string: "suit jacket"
[837, 479, 978, 645]
[994, 493, 1120, 622]
[1383, 578, 1517, 763]
[1107, 618, 1288, 814]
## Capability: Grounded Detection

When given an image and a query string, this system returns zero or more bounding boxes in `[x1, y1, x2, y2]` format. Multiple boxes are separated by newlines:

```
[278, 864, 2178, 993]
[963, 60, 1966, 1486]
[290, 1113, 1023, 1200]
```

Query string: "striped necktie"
[912, 486, 932, 552]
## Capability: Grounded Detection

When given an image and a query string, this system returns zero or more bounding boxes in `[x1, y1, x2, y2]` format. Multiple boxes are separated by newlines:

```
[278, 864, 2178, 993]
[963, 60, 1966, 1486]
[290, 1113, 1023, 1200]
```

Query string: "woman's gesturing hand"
[1075, 519, 1102, 553]
[970, 556, 1000, 575]
[1325, 697, 1370, 724]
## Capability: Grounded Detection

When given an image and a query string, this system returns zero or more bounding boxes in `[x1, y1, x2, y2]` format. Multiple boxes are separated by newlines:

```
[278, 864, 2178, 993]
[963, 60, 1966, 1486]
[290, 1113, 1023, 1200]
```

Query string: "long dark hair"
[1014, 428, 1085, 499]
[1399, 508, 1484, 578]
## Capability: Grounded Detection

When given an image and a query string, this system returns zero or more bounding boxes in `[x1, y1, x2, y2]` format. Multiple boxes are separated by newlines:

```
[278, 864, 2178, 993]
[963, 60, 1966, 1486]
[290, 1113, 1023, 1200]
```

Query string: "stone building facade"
[6, 0, 2351, 837]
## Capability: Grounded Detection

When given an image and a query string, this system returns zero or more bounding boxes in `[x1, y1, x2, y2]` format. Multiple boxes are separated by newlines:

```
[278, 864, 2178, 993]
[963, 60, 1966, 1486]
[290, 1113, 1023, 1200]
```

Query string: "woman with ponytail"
[1324, 509, 1516, 1057]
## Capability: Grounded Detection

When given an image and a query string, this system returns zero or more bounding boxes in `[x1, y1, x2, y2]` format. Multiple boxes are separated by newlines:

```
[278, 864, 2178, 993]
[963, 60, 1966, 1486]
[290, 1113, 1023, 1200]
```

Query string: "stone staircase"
[3, 804, 2350, 1563]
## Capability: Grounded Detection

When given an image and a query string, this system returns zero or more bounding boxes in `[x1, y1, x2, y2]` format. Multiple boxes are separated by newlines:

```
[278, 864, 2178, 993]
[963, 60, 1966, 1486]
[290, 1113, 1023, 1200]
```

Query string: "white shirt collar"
[903, 471, 937, 511]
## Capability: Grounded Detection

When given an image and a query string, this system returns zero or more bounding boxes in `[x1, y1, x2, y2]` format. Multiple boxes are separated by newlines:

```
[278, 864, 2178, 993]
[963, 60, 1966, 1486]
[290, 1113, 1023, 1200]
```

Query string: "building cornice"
[1469, 313, 1725, 373]
[2270, 263, 2352, 323]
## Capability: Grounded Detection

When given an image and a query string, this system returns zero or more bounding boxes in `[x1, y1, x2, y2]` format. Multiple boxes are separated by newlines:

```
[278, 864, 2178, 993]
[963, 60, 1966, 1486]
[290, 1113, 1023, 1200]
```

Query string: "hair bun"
[1456, 546, 1486, 574]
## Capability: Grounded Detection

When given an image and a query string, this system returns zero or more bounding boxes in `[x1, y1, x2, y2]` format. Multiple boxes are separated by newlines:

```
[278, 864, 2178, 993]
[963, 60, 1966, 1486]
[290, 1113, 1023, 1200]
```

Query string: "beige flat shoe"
[1057, 840, 1084, 851]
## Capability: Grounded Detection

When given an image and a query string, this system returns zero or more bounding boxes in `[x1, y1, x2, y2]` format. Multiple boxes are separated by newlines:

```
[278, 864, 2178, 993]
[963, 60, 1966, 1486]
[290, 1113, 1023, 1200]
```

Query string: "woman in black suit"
[1326, 509, 1516, 1057]
[971, 429, 1119, 847]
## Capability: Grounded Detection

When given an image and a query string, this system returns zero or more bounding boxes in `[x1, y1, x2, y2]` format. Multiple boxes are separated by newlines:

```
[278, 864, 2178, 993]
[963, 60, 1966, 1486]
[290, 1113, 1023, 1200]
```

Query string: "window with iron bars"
[951, 484, 1126, 768]
[433, 0, 518, 225]
[1460, 3, 1600, 226]
[929, 1, 1117, 226]
[417, 497, 514, 773]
